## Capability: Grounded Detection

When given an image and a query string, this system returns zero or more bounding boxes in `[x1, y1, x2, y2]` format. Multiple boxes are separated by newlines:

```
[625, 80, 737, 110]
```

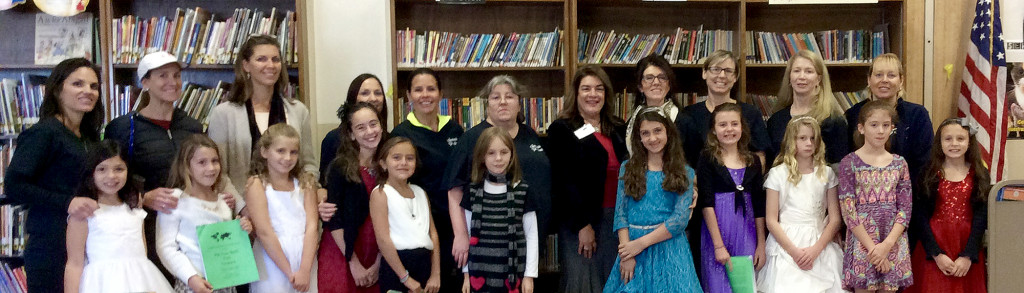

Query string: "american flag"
[958, 0, 1007, 182]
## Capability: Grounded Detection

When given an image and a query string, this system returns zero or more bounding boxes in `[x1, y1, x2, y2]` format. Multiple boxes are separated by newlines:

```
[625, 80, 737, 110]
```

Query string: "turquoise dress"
[603, 164, 702, 293]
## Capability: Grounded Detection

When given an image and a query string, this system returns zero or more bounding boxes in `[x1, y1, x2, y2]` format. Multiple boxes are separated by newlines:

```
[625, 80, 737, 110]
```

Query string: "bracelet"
[400, 270, 410, 283]
[714, 245, 726, 250]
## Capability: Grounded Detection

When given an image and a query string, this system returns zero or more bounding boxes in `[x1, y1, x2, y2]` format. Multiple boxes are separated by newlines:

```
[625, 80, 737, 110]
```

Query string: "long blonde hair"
[774, 50, 843, 122]
[470, 127, 522, 184]
[773, 116, 829, 185]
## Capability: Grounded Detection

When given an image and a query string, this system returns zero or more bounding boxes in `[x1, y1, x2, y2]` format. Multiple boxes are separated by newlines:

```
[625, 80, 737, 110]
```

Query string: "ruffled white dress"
[251, 178, 318, 293]
[757, 166, 847, 293]
[79, 203, 174, 293]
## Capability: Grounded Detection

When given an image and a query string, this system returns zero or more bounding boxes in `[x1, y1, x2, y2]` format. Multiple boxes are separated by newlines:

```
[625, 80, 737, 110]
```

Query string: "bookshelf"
[390, 0, 907, 126]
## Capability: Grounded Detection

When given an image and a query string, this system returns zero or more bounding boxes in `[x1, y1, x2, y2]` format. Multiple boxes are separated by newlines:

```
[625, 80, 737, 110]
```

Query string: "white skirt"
[757, 223, 847, 293]
[79, 257, 174, 293]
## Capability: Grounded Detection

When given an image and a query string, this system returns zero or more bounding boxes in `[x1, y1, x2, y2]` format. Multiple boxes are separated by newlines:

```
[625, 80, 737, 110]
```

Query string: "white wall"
[305, 0, 392, 158]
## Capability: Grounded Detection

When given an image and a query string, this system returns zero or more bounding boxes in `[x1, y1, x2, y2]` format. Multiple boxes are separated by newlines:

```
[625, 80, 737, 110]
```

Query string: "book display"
[390, 0, 905, 129]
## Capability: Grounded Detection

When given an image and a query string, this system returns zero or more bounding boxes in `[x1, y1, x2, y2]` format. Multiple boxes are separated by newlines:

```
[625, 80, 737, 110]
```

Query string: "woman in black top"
[3, 58, 104, 292]
[765, 50, 848, 164]
[320, 73, 389, 183]
[547, 66, 627, 293]
[442, 75, 552, 269]
[390, 68, 465, 292]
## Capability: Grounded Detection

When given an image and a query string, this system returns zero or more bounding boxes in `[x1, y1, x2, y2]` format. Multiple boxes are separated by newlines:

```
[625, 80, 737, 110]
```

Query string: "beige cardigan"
[206, 98, 318, 193]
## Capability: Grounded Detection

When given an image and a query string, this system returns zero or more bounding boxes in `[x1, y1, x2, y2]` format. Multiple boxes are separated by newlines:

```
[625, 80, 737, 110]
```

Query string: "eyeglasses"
[707, 67, 735, 75]
[642, 74, 670, 84]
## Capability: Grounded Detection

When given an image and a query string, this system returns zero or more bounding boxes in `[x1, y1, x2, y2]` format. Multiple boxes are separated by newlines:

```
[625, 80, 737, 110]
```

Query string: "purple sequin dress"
[700, 167, 757, 293]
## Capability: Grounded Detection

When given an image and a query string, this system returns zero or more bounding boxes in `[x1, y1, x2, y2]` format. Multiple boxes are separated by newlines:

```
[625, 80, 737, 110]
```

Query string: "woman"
[766, 50, 848, 165]
[625, 55, 683, 155]
[844, 53, 934, 252]
[547, 66, 627, 293]
[679, 49, 770, 277]
[442, 75, 552, 271]
[320, 73, 389, 183]
[3, 57, 104, 292]
[104, 52, 243, 281]
[390, 68, 466, 292]
[207, 35, 318, 194]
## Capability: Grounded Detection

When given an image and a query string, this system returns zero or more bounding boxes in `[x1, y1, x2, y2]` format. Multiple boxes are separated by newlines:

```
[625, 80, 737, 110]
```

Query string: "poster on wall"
[1006, 0, 1023, 139]
[34, 12, 93, 65]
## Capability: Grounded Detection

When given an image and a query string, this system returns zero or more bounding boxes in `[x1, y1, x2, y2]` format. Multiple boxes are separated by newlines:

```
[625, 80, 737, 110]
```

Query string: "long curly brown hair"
[922, 118, 991, 205]
[330, 102, 386, 183]
[623, 110, 690, 200]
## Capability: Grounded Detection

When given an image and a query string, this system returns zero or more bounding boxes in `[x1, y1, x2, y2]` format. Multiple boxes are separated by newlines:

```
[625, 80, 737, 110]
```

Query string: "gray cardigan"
[206, 98, 318, 193]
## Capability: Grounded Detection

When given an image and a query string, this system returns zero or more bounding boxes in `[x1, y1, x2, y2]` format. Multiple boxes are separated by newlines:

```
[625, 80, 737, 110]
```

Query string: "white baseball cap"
[137, 52, 183, 81]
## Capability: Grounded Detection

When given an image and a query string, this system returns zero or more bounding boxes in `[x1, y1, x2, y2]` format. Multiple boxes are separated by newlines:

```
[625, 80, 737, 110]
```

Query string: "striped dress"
[462, 180, 534, 293]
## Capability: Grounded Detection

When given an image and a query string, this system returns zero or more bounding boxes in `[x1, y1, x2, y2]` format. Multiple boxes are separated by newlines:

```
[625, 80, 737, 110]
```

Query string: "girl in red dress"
[318, 102, 386, 292]
[906, 118, 989, 293]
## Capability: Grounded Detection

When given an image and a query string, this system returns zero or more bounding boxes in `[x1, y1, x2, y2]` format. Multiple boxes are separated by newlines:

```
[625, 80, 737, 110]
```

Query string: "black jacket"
[695, 152, 766, 219]
[546, 118, 627, 233]
[324, 163, 373, 259]
[104, 109, 203, 190]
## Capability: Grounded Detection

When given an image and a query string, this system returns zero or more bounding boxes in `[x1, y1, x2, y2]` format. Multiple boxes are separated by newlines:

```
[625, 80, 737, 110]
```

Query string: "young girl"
[64, 140, 175, 293]
[319, 102, 385, 292]
[905, 118, 989, 293]
[696, 103, 766, 293]
[838, 100, 913, 292]
[370, 137, 441, 293]
[603, 110, 701, 293]
[757, 116, 845, 293]
[156, 134, 253, 293]
[459, 127, 539, 293]
[246, 124, 320, 293]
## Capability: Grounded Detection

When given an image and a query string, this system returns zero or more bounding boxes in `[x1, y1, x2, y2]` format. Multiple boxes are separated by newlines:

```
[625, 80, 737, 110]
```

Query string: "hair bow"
[956, 118, 979, 135]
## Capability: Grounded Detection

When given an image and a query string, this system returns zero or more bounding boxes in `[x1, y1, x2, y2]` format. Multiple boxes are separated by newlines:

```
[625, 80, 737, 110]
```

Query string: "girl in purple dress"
[696, 103, 767, 292]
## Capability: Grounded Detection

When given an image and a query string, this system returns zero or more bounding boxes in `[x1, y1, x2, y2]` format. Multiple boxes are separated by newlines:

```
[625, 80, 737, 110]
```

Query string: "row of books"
[747, 90, 870, 120]
[112, 7, 298, 66]
[0, 75, 46, 137]
[611, 92, 705, 121]
[395, 28, 564, 68]
[540, 234, 559, 272]
[397, 97, 564, 134]
[578, 27, 734, 65]
[744, 29, 888, 64]
[0, 205, 25, 258]
[0, 262, 26, 293]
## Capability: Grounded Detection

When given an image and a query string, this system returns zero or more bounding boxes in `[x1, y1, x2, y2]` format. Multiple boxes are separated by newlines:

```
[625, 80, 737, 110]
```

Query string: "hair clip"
[790, 116, 818, 124]
[955, 118, 979, 135]
[638, 106, 664, 116]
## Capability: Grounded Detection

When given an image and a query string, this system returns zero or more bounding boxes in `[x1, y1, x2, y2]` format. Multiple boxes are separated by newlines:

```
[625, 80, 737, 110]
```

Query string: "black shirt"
[103, 109, 203, 190]
[4, 116, 95, 287]
[680, 100, 771, 166]
[324, 162, 372, 259]
[766, 106, 849, 164]
[546, 118, 628, 232]
[391, 117, 465, 213]
[442, 121, 552, 236]
[320, 127, 343, 184]
[695, 153, 766, 219]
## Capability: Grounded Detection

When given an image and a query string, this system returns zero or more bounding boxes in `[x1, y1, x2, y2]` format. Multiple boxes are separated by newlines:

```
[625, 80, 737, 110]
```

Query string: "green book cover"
[727, 255, 756, 293]
[197, 219, 259, 289]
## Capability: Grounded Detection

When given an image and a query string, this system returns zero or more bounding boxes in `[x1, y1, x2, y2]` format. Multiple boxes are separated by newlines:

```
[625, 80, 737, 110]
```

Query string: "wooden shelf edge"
[0, 64, 55, 70]
[578, 63, 704, 68]
[112, 63, 299, 70]
[745, 62, 872, 68]
[398, 0, 565, 3]
[745, 0, 901, 3]
[396, 66, 565, 72]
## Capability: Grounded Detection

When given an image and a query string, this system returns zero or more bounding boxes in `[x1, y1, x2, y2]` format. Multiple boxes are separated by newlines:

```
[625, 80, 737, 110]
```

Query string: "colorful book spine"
[745, 29, 886, 64]
[396, 28, 563, 68]
[578, 27, 733, 65]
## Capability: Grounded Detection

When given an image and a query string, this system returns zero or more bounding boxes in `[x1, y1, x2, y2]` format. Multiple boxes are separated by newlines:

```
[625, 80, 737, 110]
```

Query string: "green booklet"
[197, 219, 259, 289]
[727, 255, 756, 293]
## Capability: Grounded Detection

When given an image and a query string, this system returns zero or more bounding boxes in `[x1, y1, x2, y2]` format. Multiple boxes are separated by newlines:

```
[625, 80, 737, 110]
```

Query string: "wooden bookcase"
[390, 0, 907, 126]
[0, 0, 307, 109]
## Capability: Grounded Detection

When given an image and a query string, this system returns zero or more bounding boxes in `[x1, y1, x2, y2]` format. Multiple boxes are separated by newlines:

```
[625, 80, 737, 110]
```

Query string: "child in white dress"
[757, 116, 846, 293]
[64, 140, 175, 293]
[157, 134, 253, 293]
[246, 124, 320, 293]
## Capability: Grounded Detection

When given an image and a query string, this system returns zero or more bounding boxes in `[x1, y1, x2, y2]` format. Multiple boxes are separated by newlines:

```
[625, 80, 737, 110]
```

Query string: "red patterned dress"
[905, 170, 987, 293]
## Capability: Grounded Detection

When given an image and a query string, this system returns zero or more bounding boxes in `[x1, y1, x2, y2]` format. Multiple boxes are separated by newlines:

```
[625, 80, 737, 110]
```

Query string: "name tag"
[574, 123, 596, 139]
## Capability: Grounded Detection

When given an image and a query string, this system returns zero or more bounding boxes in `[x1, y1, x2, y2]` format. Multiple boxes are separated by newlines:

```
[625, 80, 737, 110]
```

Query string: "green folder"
[727, 255, 756, 293]
[197, 219, 260, 289]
